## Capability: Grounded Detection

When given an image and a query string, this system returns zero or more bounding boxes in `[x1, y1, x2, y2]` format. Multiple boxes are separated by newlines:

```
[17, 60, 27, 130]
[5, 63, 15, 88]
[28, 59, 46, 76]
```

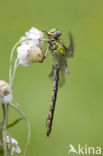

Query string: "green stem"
[2, 104, 8, 156]
[9, 38, 31, 85]
[9, 103, 31, 156]
[10, 58, 19, 88]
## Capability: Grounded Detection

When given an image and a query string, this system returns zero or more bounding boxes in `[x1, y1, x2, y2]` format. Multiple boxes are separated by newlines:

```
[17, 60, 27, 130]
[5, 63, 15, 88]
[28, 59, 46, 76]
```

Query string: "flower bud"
[17, 27, 45, 66]
[27, 46, 43, 63]
[0, 80, 12, 104]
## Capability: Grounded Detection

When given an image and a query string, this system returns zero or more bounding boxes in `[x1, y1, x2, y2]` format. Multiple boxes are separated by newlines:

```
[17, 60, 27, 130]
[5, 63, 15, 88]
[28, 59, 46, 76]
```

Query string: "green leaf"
[7, 117, 23, 129]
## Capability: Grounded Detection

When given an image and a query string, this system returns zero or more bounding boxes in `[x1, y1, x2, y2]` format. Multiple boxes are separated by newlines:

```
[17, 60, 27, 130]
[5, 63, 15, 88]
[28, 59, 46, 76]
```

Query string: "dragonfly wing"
[58, 56, 69, 74]
[60, 61, 69, 74]
[49, 70, 66, 87]
[49, 55, 69, 87]
[58, 71, 65, 87]
[66, 33, 74, 58]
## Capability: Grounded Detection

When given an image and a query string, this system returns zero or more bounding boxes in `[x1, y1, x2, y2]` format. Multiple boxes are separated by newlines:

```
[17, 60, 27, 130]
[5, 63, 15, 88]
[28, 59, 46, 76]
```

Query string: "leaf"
[7, 117, 23, 129]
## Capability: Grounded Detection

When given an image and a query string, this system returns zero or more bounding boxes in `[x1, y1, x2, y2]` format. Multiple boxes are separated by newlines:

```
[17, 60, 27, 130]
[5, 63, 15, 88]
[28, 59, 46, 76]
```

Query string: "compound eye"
[54, 31, 61, 37]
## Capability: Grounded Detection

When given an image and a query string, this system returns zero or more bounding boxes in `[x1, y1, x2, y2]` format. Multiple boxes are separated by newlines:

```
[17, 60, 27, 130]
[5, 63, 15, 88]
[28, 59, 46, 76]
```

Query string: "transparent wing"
[53, 53, 69, 74]
[58, 71, 66, 87]
[49, 69, 68, 87]
[59, 58, 69, 74]
[49, 53, 69, 87]
[66, 33, 74, 58]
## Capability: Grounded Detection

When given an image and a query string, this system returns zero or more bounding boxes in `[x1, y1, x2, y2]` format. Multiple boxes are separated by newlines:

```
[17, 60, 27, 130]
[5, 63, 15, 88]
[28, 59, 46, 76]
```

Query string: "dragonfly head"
[46, 28, 61, 39]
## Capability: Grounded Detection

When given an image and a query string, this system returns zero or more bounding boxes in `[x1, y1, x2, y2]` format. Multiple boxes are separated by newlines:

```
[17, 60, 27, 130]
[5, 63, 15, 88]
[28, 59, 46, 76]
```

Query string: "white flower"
[27, 46, 43, 63]
[20, 27, 43, 46]
[0, 136, 21, 155]
[17, 44, 43, 66]
[17, 44, 31, 66]
[25, 27, 43, 40]
[0, 80, 12, 104]
[17, 27, 44, 66]
[6, 136, 21, 155]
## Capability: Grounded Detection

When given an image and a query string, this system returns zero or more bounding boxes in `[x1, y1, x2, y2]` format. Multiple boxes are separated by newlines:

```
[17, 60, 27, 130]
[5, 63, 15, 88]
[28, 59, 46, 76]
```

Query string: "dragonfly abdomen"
[46, 67, 59, 136]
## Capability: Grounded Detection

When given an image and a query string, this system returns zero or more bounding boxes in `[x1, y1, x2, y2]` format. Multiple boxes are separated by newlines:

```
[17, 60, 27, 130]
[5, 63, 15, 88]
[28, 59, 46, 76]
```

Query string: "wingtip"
[68, 33, 74, 56]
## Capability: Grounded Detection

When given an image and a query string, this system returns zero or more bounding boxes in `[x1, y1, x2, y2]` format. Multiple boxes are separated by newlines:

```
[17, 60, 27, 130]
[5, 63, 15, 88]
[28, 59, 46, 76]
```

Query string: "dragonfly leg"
[42, 30, 48, 35]
[39, 46, 49, 63]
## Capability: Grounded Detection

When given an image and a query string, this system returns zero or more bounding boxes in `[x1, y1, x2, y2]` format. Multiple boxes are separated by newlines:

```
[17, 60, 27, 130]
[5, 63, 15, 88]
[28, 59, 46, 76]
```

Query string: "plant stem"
[10, 58, 19, 88]
[9, 103, 31, 156]
[9, 38, 31, 85]
[2, 104, 8, 156]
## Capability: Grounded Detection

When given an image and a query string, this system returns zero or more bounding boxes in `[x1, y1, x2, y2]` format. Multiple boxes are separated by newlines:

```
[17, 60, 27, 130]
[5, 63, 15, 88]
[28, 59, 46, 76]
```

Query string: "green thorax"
[49, 39, 67, 68]
[49, 39, 66, 56]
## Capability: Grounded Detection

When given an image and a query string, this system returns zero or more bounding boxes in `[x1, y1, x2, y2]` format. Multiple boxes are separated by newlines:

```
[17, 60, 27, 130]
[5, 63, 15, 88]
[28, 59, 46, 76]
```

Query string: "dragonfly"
[40, 28, 74, 136]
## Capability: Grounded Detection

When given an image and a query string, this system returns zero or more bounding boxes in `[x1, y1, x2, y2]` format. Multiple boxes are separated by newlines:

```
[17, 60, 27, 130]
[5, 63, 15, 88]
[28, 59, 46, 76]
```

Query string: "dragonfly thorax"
[49, 40, 66, 56]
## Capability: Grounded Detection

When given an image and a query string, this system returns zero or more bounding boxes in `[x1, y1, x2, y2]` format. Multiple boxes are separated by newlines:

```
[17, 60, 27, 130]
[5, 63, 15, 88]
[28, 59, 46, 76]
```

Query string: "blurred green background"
[0, 0, 103, 155]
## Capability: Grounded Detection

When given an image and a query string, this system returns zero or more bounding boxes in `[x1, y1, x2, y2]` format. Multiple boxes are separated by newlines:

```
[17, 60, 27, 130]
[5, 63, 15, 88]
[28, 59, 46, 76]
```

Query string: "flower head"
[17, 27, 44, 66]
[27, 46, 43, 63]
[25, 27, 43, 40]
[0, 80, 12, 104]
[0, 136, 21, 155]
[20, 27, 44, 47]
[17, 44, 43, 66]
[6, 136, 21, 155]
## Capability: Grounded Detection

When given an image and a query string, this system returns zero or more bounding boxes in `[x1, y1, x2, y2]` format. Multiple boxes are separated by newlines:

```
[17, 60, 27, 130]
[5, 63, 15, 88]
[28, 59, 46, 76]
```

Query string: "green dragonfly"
[40, 28, 74, 136]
